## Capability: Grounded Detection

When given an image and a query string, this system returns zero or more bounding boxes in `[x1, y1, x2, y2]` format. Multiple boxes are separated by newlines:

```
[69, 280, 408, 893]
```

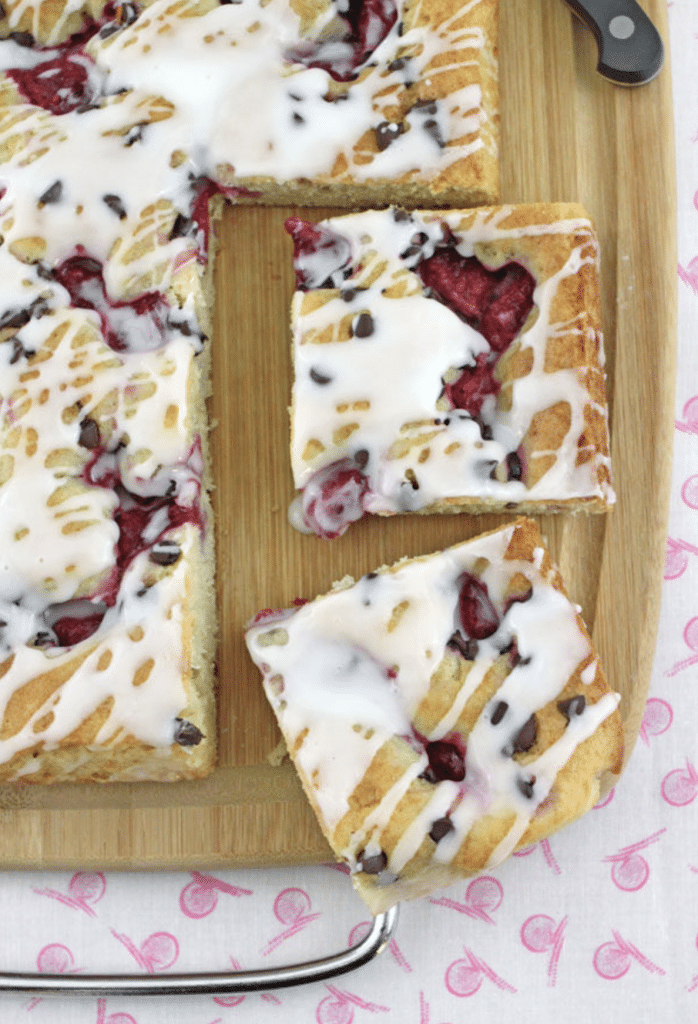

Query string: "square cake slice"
[246, 519, 623, 913]
[286, 204, 614, 539]
[0, 0, 499, 208]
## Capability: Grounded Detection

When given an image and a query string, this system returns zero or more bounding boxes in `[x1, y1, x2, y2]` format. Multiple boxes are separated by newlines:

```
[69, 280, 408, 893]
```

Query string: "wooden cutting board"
[0, 0, 676, 869]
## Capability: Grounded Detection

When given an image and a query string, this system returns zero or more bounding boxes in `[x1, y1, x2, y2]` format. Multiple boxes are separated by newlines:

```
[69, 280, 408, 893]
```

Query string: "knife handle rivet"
[609, 15, 635, 40]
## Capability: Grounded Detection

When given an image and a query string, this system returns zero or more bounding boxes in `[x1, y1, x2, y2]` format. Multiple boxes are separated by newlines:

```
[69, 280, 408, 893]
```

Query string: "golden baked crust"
[246, 519, 623, 912]
[287, 203, 614, 539]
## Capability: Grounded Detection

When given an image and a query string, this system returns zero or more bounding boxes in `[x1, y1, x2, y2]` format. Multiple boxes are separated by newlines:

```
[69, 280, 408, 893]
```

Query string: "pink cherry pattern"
[675, 395, 698, 434]
[639, 698, 673, 745]
[33, 872, 106, 916]
[110, 930, 179, 973]
[593, 931, 665, 980]
[666, 617, 698, 676]
[602, 829, 667, 891]
[429, 876, 504, 921]
[261, 888, 321, 956]
[212, 956, 281, 1007]
[661, 759, 698, 805]
[179, 871, 252, 918]
[444, 948, 516, 997]
[95, 999, 137, 1024]
[520, 914, 566, 985]
[315, 983, 389, 1024]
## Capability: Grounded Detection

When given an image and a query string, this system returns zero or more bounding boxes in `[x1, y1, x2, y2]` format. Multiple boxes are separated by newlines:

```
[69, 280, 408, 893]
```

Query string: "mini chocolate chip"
[354, 448, 369, 470]
[353, 312, 374, 338]
[517, 775, 536, 799]
[103, 194, 127, 219]
[36, 263, 55, 282]
[423, 118, 444, 148]
[491, 700, 508, 725]
[78, 417, 100, 449]
[506, 451, 523, 481]
[365, 571, 378, 580]
[480, 422, 493, 441]
[399, 244, 422, 261]
[411, 231, 428, 246]
[150, 540, 182, 566]
[388, 56, 409, 72]
[447, 632, 479, 660]
[341, 288, 356, 302]
[9, 30, 34, 46]
[288, 91, 301, 101]
[38, 180, 62, 206]
[375, 121, 403, 151]
[505, 502, 518, 510]
[360, 851, 387, 875]
[413, 99, 437, 114]
[310, 367, 332, 385]
[174, 718, 203, 746]
[429, 817, 454, 843]
[292, 111, 305, 125]
[8, 339, 24, 364]
[170, 213, 194, 240]
[99, 21, 120, 37]
[392, 208, 411, 223]
[558, 695, 586, 721]
[0, 308, 30, 331]
[510, 714, 537, 754]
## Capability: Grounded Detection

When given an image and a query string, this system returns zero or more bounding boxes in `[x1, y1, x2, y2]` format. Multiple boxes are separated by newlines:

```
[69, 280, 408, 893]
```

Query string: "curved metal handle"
[564, 0, 664, 85]
[0, 906, 399, 996]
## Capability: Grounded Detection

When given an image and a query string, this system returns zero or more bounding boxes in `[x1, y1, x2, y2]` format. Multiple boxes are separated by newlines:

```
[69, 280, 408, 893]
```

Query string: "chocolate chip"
[423, 118, 444, 148]
[174, 718, 203, 746]
[359, 851, 387, 875]
[480, 422, 493, 441]
[413, 98, 437, 114]
[99, 21, 120, 37]
[354, 448, 369, 470]
[353, 313, 374, 338]
[447, 631, 478, 661]
[375, 121, 403, 151]
[170, 213, 194, 240]
[78, 417, 100, 449]
[388, 56, 409, 72]
[491, 700, 508, 725]
[38, 180, 62, 206]
[341, 288, 356, 302]
[103, 194, 127, 219]
[0, 308, 30, 332]
[399, 244, 423, 261]
[510, 714, 537, 754]
[517, 775, 536, 799]
[150, 540, 182, 566]
[8, 339, 24, 364]
[9, 30, 34, 46]
[310, 367, 332, 385]
[429, 816, 454, 843]
[392, 208, 411, 223]
[292, 111, 305, 125]
[558, 695, 586, 721]
[506, 451, 523, 481]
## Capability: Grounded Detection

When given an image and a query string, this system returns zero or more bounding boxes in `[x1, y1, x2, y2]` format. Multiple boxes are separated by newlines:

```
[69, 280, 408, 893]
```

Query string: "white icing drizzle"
[289, 207, 614, 529]
[245, 523, 621, 881]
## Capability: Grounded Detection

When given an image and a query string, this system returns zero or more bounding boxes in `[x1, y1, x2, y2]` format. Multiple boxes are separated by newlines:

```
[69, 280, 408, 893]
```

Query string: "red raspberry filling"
[418, 247, 535, 420]
[301, 462, 369, 539]
[458, 571, 500, 640]
[187, 178, 262, 261]
[285, 217, 352, 290]
[51, 611, 106, 647]
[53, 250, 170, 353]
[8, 52, 98, 115]
[287, 0, 397, 83]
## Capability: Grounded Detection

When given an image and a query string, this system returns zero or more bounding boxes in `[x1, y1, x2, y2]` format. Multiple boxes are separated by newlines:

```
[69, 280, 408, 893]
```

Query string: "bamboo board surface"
[0, 0, 677, 869]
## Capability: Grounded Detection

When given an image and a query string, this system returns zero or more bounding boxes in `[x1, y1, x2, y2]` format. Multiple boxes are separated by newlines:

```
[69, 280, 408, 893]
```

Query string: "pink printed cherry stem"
[666, 617, 698, 676]
[179, 871, 252, 918]
[611, 930, 665, 975]
[110, 931, 178, 973]
[639, 698, 673, 744]
[33, 872, 106, 917]
[521, 915, 566, 986]
[604, 827, 666, 861]
[348, 921, 411, 971]
[430, 876, 503, 922]
[662, 758, 698, 805]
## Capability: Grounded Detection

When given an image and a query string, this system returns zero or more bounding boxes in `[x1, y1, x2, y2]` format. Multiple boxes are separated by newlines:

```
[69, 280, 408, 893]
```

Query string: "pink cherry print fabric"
[2, 5, 698, 1024]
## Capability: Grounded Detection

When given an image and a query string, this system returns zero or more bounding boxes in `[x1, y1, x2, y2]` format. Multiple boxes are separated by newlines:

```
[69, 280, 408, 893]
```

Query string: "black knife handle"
[564, 0, 664, 85]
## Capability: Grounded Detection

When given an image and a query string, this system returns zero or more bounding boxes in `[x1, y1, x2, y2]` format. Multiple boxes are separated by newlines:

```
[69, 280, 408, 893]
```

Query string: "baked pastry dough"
[245, 518, 623, 912]
[287, 203, 614, 538]
[0, 0, 499, 780]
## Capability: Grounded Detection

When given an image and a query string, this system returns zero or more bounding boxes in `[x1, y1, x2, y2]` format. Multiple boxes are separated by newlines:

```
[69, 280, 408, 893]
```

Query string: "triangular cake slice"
[245, 519, 623, 912]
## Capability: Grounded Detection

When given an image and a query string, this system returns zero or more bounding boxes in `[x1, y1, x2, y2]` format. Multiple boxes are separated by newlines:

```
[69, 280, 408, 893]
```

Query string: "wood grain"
[0, 0, 676, 869]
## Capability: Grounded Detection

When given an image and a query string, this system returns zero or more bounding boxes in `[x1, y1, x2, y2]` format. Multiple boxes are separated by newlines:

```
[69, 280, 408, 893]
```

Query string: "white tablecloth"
[2, 2, 696, 1020]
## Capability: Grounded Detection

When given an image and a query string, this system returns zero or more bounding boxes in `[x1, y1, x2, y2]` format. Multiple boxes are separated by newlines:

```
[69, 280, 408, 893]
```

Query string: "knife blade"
[563, 0, 664, 85]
